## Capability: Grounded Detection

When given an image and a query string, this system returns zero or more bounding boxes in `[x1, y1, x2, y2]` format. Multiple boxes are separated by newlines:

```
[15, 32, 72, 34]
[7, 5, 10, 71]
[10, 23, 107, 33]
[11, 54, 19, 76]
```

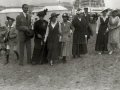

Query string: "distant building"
[74, 0, 105, 9]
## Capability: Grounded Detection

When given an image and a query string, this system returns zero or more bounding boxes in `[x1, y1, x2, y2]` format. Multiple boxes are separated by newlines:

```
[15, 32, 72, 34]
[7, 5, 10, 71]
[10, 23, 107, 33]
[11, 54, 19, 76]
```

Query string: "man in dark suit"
[16, 4, 32, 66]
[83, 8, 93, 42]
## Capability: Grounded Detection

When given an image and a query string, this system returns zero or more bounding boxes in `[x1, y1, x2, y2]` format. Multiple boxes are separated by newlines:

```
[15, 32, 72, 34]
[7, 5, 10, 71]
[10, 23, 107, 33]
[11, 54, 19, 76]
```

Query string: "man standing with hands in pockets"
[16, 4, 32, 66]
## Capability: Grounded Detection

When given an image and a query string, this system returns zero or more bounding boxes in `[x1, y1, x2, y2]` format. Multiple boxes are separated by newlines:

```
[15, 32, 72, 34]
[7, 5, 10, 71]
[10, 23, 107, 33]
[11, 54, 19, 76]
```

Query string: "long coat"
[32, 19, 48, 64]
[16, 12, 31, 42]
[34, 20, 48, 49]
[72, 16, 88, 55]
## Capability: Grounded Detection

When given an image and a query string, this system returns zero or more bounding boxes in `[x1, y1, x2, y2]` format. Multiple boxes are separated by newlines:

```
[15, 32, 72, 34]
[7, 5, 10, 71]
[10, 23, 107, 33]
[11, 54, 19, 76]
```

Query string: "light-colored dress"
[108, 16, 120, 44]
[61, 21, 73, 56]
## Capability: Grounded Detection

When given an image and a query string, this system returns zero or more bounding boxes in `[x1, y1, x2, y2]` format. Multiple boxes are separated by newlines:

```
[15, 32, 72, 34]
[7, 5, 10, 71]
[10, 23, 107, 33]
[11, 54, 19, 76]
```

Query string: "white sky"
[0, 0, 120, 9]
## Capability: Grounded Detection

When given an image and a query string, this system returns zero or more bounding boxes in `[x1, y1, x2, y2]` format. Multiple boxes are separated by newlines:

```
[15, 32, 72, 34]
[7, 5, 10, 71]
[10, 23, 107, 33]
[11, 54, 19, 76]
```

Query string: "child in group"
[0, 16, 19, 64]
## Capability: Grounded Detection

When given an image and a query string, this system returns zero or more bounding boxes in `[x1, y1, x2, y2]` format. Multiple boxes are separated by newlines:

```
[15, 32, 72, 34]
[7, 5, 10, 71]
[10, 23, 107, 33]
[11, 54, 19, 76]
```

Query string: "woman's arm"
[96, 17, 101, 34]
[44, 26, 49, 42]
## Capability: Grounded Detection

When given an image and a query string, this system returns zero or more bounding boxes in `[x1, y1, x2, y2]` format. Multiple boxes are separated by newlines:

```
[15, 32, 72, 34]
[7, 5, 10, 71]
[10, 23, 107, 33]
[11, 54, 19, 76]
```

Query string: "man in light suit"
[16, 4, 32, 66]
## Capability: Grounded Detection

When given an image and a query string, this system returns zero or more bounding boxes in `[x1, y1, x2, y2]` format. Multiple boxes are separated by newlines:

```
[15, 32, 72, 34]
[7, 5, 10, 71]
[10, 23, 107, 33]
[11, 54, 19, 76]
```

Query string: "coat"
[16, 12, 31, 42]
[83, 13, 93, 37]
[34, 19, 48, 49]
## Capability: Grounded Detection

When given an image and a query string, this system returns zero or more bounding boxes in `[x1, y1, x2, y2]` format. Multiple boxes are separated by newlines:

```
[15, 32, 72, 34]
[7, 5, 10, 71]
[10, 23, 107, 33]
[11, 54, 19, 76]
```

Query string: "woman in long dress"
[60, 13, 74, 63]
[72, 8, 88, 58]
[95, 9, 109, 54]
[32, 9, 48, 65]
[44, 13, 62, 66]
[108, 10, 120, 54]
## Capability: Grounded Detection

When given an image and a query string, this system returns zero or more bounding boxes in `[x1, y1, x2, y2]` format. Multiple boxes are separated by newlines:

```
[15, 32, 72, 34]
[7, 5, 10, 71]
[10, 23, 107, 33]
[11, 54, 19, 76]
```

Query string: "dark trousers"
[19, 39, 31, 64]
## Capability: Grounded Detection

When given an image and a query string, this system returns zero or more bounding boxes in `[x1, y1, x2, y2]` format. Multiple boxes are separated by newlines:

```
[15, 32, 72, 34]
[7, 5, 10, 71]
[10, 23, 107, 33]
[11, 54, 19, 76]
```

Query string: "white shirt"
[96, 16, 108, 34]
[51, 21, 57, 28]
[23, 12, 27, 18]
[78, 17, 81, 21]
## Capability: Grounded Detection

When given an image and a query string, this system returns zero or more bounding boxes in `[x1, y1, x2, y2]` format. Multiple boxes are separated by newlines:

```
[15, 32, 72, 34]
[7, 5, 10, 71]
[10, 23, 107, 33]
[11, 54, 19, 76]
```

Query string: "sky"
[0, 0, 120, 9]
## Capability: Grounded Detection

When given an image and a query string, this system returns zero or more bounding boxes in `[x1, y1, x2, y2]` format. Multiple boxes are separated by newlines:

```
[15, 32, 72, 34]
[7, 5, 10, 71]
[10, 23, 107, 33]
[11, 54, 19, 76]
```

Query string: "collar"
[7, 23, 14, 28]
[23, 12, 27, 17]
[101, 15, 108, 19]
[78, 17, 81, 21]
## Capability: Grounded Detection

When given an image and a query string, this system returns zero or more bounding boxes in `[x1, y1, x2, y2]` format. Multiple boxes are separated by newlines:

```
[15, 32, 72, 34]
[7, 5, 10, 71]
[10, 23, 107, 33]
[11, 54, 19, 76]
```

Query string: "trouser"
[19, 39, 31, 64]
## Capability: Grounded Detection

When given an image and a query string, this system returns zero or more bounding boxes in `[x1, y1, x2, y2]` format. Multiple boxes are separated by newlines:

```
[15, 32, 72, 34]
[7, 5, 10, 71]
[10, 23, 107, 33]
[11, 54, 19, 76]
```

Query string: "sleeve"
[70, 22, 74, 33]
[96, 17, 101, 34]
[16, 15, 26, 32]
[33, 22, 38, 36]
[117, 17, 120, 26]
[44, 26, 49, 39]
[58, 22, 62, 36]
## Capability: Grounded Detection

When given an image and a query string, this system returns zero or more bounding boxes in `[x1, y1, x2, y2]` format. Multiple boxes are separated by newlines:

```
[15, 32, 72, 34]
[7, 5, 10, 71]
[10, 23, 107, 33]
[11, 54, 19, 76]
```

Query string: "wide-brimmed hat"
[37, 8, 48, 17]
[102, 9, 108, 13]
[6, 16, 15, 21]
[49, 13, 60, 19]
[25, 29, 34, 39]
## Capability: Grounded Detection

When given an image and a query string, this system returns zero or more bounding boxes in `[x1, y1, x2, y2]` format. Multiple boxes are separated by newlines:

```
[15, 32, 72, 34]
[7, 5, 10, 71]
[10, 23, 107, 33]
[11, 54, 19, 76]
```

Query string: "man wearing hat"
[72, 8, 88, 58]
[16, 4, 32, 66]
[0, 17, 19, 64]
[83, 7, 93, 42]
[31, 9, 48, 65]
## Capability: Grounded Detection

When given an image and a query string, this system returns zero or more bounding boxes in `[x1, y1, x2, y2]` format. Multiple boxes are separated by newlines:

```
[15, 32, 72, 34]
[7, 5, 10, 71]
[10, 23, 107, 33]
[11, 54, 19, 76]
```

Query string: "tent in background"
[32, 5, 69, 22]
[0, 8, 22, 26]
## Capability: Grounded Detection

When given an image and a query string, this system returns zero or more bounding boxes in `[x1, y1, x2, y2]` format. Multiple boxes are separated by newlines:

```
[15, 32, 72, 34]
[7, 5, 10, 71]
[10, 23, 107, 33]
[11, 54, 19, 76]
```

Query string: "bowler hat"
[49, 13, 60, 19]
[25, 29, 34, 39]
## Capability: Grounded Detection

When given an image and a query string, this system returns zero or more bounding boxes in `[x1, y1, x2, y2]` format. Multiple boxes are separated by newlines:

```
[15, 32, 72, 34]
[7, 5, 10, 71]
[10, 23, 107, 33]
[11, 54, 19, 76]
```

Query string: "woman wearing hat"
[108, 10, 120, 54]
[44, 13, 62, 65]
[72, 8, 88, 58]
[60, 13, 74, 63]
[32, 9, 48, 65]
[95, 9, 109, 54]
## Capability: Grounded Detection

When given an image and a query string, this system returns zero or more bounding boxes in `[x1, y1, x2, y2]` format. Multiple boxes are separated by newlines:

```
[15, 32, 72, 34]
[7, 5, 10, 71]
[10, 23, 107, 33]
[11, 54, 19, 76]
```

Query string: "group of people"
[0, 4, 94, 66]
[95, 9, 120, 55]
[2, 4, 119, 66]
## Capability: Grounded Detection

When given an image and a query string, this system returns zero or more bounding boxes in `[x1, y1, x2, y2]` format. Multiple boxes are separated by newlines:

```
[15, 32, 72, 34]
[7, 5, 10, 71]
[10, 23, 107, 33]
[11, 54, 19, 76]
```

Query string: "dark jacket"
[34, 19, 48, 43]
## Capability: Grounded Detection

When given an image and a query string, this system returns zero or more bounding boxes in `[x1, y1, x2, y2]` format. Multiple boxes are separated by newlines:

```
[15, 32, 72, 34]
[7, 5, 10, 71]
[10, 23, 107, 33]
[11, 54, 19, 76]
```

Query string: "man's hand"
[25, 26, 29, 31]
[37, 34, 42, 38]
[85, 35, 87, 38]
